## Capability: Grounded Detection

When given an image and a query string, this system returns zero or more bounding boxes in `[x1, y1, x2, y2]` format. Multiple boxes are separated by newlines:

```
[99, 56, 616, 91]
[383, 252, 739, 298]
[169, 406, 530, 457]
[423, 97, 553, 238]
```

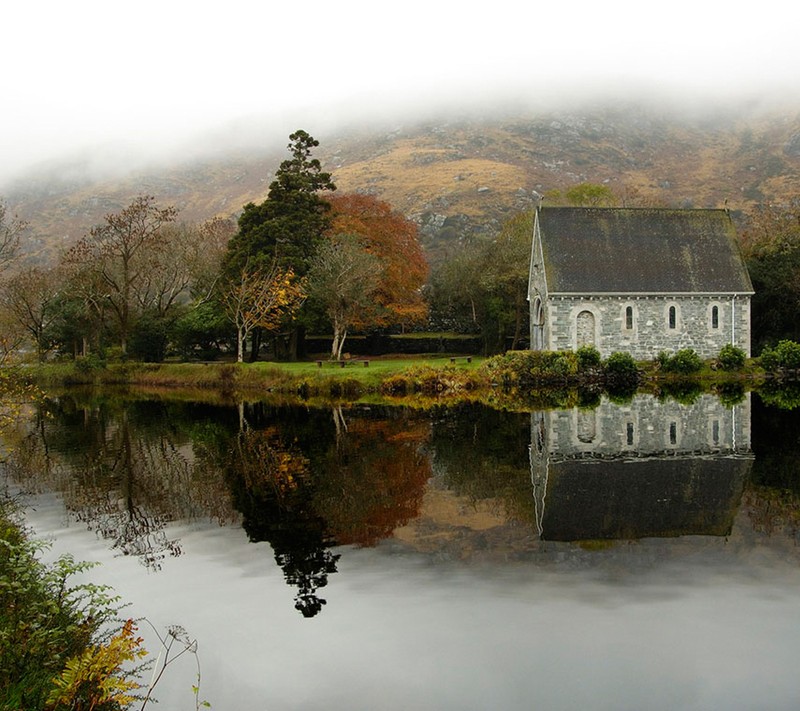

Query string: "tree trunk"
[336, 327, 348, 361]
[237, 328, 245, 363]
[248, 328, 261, 362]
[291, 324, 305, 361]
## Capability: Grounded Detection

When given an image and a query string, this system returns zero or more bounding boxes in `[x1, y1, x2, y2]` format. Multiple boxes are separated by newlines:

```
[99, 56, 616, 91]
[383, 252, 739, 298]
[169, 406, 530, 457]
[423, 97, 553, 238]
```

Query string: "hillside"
[5, 101, 800, 263]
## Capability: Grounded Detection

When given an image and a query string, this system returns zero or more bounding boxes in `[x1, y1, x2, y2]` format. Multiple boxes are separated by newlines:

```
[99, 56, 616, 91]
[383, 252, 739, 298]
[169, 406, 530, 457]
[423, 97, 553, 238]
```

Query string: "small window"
[712, 420, 720, 445]
[626, 422, 634, 446]
[668, 305, 676, 329]
[625, 306, 633, 330]
[711, 305, 719, 329]
[669, 422, 677, 445]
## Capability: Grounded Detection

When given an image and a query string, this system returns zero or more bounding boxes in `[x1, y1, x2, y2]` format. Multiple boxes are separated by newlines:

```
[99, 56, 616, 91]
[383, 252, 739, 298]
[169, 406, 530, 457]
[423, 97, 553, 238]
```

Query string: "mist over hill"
[5, 99, 800, 264]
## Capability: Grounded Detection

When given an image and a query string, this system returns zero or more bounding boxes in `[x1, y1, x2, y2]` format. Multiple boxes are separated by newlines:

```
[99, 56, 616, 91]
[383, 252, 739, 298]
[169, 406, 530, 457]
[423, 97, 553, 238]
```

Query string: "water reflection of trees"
[4, 396, 433, 615]
[221, 403, 431, 617]
[317, 409, 430, 546]
[427, 403, 534, 522]
[5, 396, 239, 570]
[748, 393, 800, 541]
[9, 389, 800, 614]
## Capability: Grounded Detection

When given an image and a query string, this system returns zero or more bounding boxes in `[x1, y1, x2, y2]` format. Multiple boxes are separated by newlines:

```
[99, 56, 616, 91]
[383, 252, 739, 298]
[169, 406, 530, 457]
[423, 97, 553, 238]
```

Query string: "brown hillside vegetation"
[6, 103, 800, 263]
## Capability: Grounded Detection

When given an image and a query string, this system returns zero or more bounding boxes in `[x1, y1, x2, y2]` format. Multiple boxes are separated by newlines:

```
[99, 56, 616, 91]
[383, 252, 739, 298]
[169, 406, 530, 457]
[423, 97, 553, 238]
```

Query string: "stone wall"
[543, 294, 751, 359]
[535, 392, 752, 460]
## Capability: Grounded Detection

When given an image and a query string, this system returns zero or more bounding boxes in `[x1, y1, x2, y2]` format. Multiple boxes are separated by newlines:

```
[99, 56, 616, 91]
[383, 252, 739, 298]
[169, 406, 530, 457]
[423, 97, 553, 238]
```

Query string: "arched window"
[668, 305, 677, 329]
[532, 297, 545, 350]
[711, 305, 719, 329]
[625, 305, 633, 330]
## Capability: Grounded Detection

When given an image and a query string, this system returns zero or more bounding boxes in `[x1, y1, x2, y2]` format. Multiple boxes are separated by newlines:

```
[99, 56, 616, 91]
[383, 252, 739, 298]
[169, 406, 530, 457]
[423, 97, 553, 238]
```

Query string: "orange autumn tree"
[325, 193, 428, 331]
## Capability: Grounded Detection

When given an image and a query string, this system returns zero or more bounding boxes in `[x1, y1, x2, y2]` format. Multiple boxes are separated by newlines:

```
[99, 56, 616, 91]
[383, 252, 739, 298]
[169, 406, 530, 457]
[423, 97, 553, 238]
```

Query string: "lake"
[5, 389, 800, 710]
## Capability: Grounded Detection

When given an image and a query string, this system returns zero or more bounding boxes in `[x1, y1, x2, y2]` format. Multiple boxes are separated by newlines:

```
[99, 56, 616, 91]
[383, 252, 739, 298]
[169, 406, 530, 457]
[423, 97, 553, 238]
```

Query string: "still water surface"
[6, 391, 800, 710]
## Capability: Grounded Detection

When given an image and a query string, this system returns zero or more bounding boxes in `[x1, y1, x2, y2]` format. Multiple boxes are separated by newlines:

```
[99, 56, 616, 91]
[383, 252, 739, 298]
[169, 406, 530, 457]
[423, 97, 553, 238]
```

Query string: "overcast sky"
[3, 0, 799, 186]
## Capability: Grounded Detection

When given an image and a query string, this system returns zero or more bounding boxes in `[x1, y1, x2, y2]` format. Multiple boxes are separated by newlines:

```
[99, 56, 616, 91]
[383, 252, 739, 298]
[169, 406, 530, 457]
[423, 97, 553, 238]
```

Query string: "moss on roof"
[538, 207, 753, 294]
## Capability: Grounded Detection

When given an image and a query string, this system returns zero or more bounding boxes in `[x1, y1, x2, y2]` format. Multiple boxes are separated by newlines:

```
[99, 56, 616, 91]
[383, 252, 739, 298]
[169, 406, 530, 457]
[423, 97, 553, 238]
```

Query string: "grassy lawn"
[251, 354, 481, 375]
[28, 356, 487, 396]
[239, 355, 485, 390]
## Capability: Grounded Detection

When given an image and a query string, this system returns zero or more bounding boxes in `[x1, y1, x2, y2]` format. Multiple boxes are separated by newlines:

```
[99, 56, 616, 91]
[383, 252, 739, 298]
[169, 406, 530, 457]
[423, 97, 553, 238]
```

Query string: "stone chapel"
[528, 206, 754, 358]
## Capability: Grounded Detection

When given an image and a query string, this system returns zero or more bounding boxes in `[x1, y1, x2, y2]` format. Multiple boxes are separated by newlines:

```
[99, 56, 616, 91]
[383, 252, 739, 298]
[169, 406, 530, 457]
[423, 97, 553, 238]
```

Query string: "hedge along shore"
[24, 349, 777, 404]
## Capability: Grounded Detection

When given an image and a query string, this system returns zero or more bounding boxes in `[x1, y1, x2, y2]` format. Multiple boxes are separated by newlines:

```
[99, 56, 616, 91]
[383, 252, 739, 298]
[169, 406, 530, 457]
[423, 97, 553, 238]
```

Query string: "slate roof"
[538, 455, 751, 541]
[537, 207, 754, 294]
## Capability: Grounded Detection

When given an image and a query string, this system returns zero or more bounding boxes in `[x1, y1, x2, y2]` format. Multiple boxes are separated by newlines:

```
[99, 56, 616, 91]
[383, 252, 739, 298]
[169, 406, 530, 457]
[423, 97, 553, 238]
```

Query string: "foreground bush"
[717, 344, 746, 371]
[603, 351, 639, 381]
[658, 348, 704, 374]
[0, 500, 134, 709]
[760, 340, 800, 370]
[0, 499, 206, 710]
[576, 344, 602, 370]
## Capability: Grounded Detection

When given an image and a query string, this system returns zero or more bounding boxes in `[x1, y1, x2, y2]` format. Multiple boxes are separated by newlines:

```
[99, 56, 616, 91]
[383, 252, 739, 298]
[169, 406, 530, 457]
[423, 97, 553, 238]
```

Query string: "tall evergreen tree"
[224, 130, 336, 277]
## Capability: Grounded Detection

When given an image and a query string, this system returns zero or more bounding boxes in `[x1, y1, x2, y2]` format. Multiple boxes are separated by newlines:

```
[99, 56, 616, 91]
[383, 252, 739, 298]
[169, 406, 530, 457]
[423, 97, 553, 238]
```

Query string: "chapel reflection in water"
[529, 393, 753, 541]
[5, 391, 761, 618]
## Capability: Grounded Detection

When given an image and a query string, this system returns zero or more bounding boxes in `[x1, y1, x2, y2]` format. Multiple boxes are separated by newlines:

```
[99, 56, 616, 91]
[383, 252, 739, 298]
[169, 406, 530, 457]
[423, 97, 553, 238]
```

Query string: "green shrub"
[172, 302, 231, 359]
[576, 344, 601, 370]
[74, 353, 106, 373]
[603, 351, 639, 381]
[774, 340, 800, 369]
[759, 341, 800, 370]
[662, 348, 703, 374]
[717, 344, 746, 371]
[759, 346, 779, 370]
[0, 502, 124, 709]
[656, 351, 671, 369]
[543, 351, 579, 378]
[129, 312, 169, 362]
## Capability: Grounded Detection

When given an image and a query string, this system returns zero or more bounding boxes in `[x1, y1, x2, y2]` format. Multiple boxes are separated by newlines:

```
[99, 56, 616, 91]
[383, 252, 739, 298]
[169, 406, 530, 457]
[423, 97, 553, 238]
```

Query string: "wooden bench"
[316, 359, 369, 367]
